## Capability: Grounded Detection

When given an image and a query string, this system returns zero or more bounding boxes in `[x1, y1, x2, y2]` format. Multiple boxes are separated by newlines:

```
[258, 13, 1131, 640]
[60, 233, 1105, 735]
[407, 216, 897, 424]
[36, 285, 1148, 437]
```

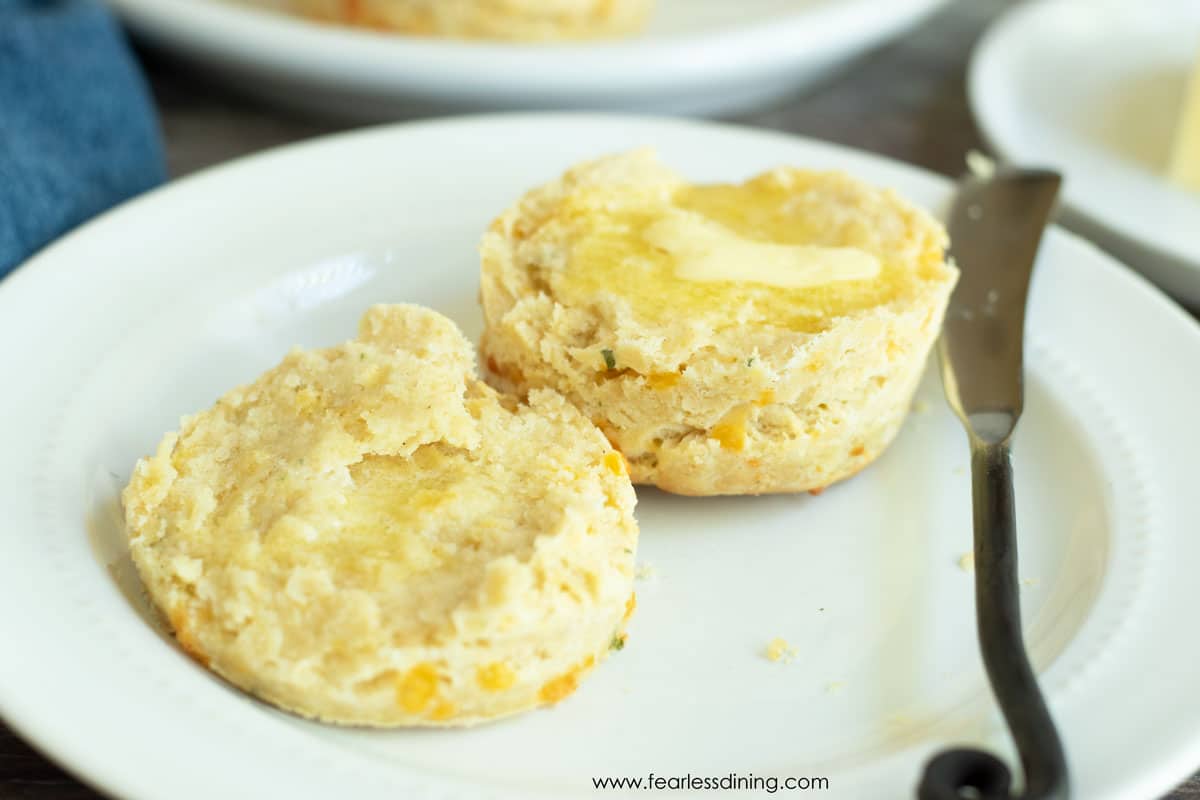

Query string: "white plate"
[969, 0, 1200, 306]
[110, 0, 949, 117]
[2, 115, 1199, 800]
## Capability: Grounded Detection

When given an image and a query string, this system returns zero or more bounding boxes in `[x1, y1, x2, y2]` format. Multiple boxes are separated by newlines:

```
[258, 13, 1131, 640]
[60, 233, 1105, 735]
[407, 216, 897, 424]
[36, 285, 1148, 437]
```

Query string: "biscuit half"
[287, 0, 652, 40]
[123, 304, 638, 726]
[479, 150, 958, 496]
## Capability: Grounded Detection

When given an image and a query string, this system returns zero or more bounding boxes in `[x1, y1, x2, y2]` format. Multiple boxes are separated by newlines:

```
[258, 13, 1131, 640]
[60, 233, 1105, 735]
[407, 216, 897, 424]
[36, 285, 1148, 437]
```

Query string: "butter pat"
[643, 209, 881, 289]
[1168, 48, 1200, 191]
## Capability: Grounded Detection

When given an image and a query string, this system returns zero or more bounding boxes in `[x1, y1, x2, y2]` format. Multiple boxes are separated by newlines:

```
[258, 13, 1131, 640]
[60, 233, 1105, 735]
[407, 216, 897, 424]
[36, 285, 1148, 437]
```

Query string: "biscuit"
[122, 304, 638, 726]
[287, 0, 652, 40]
[479, 151, 957, 496]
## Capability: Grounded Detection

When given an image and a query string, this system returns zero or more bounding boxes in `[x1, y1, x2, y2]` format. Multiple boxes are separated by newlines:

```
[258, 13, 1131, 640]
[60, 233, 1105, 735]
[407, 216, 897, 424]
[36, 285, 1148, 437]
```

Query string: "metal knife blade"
[938, 170, 1061, 444]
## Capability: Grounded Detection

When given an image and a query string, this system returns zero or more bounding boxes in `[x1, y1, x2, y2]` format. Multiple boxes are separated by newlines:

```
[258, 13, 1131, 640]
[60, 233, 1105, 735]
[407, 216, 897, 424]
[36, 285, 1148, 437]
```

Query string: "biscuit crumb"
[635, 562, 657, 581]
[952, 465, 967, 476]
[958, 552, 975, 572]
[765, 637, 797, 663]
[824, 681, 845, 694]
[1022, 578, 1038, 587]
[966, 150, 997, 179]
[912, 399, 930, 413]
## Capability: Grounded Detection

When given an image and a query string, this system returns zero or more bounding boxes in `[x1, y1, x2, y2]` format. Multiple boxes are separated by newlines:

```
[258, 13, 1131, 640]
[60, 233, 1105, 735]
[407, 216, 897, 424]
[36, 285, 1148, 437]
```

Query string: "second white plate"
[111, 0, 949, 117]
[970, 0, 1200, 306]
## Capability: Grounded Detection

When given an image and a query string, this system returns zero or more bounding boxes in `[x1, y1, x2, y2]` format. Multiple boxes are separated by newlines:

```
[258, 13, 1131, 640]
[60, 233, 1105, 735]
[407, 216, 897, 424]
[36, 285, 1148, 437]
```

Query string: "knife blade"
[938, 170, 1061, 443]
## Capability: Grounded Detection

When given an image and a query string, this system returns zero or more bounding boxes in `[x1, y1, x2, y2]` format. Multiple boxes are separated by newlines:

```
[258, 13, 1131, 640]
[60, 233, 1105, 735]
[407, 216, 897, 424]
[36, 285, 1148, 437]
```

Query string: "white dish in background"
[970, 0, 1200, 307]
[109, 0, 950, 118]
[2, 115, 1200, 800]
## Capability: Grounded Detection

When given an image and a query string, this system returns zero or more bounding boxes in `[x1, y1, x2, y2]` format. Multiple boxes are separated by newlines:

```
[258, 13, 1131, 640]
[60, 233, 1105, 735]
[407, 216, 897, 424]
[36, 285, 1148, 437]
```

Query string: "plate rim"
[2, 113, 1200, 800]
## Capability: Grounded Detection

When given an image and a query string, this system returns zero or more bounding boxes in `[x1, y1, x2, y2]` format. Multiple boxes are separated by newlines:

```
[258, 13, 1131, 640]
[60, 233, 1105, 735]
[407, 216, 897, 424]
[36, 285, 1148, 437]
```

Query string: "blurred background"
[140, 1, 998, 177]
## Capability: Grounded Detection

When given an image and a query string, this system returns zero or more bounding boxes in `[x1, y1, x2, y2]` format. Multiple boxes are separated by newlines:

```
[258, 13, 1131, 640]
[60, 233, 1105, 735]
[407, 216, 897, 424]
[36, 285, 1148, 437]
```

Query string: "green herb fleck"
[610, 635, 626, 651]
[601, 348, 616, 370]
[747, 357, 756, 367]
[360, 352, 367, 360]
[624, 547, 634, 555]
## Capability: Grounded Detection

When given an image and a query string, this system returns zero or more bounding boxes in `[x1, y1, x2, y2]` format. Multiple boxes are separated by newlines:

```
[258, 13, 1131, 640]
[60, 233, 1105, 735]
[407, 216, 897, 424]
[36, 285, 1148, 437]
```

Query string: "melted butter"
[643, 208, 880, 288]
[285, 445, 495, 579]
[549, 172, 942, 333]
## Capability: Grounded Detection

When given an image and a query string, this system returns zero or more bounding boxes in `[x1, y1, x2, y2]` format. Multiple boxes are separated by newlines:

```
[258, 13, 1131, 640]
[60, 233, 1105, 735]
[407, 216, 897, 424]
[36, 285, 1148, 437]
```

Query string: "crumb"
[912, 399, 930, 413]
[808, 487, 825, 497]
[765, 637, 797, 663]
[952, 465, 967, 476]
[635, 562, 657, 581]
[981, 288, 1000, 318]
[1022, 578, 1038, 587]
[958, 552, 975, 572]
[966, 150, 997, 180]
[824, 681, 845, 694]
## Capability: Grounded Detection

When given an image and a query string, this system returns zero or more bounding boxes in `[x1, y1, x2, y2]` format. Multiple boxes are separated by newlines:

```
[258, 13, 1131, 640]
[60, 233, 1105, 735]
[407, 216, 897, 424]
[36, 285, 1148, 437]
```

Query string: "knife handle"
[917, 440, 1070, 800]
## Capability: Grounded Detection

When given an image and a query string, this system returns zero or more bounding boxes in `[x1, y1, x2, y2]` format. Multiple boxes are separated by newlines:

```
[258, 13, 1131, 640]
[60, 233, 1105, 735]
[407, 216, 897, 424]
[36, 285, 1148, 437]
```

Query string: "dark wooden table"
[2, 0, 1196, 797]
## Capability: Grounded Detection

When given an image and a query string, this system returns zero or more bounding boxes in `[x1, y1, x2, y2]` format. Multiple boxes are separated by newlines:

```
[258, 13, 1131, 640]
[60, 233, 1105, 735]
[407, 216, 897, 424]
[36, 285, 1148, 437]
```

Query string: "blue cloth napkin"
[0, 0, 166, 279]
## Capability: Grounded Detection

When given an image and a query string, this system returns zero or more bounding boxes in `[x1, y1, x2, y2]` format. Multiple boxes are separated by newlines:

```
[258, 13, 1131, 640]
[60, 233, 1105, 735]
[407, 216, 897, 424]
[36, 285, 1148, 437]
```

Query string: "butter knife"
[917, 169, 1069, 800]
